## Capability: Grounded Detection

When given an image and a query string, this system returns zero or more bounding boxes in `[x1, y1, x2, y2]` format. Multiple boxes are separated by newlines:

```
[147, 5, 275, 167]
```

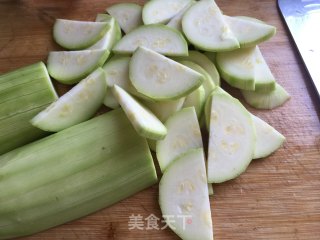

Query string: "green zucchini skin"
[0, 109, 157, 239]
[0, 62, 58, 155]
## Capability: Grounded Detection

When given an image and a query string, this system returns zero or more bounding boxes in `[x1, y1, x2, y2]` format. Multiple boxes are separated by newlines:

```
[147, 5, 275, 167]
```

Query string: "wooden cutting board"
[0, 0, 319, 239]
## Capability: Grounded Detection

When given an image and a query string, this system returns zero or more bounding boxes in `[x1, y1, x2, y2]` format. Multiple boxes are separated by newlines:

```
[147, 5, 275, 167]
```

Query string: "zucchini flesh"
[0, 109, 157, 239]
[0, 62, 58, 155]
[159, 149, 214, 240]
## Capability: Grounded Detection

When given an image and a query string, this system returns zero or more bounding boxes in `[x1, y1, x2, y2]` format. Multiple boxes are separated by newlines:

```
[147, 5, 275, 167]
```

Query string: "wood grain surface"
[0, 0, 320, 239]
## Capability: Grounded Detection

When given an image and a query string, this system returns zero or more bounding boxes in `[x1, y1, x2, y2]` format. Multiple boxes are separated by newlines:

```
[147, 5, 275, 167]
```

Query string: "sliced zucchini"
[208, 183, 214, 196]
[147, 139, 157, 152]
[252, 114, 285, 159]
[159, 149, 214, 240]
[47, 49, 110, 84]
[253, 46, 276, 92]
[183, 86, 205, 118]
[216, 47, 256, 90]
[31, 68, 106, 132]
[87, 14, 122, 50]
[166, 1, 195, 31]
[204, 87, 230, 130]
[102, 56, 131, 109]
[113, 24, 188, 56]
[107, 3, 143, 33]
[179, 60, 216, 100]
[112, 85, 167, 140]
[143, 0, 193, 25]
[241, 83, 290, 109]
[182, 0, 239, 51]
[156, 107, 203, 172]
[225, 15, 276, 48]
[142, 98, 185, 122]
[129, 47, 204, 101]
[53, 19, 109, 50]
[207, 89, 255, 183]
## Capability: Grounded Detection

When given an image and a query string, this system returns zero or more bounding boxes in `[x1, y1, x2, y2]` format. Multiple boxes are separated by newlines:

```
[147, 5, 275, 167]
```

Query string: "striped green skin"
[0, 109, 158, 239]
[0, 62, 58, 155]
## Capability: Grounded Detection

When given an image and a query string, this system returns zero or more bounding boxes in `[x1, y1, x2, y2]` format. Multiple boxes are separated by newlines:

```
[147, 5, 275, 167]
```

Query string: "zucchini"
[0, 62, 57, 155]
[207, 88, 255, 183]
[47, 49, 110, 84]
[159, 149, 214, 240]
[112, 85, 167, 140]
[113, 24, 188, 56]
[129, 47, 204, 101]
[143, 0, 193, 25]
[241, 83, 290, 109]
[31, 68, 106, 132]
[107, 3, 143, 33]
[182, 85, 205, 118]
[167, 1, 195, 32]
[182, 0, 239, 51]
[87, 14, 122, 50]
[156, 107, 203, 172]
[0, 109, 157, 239]
[53, 19, 110, 50]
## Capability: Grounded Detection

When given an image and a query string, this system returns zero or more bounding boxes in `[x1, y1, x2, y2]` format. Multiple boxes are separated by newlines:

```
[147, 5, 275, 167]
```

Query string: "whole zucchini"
[0, 109, 158, 239]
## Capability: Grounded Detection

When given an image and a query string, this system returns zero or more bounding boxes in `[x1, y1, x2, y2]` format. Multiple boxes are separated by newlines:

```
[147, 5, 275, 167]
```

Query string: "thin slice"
[107, 3, 143, 33]
[182, 0, 239, 51]
[180, 60, 216, 100]
[31, 68, 106, 132]
[113, 24, 188, 56]
[183, 86, 205, 118]
[207, 89, 255, 183]
[225, 15, 276, 48]
[167, 1, 195, 32]
[253, 46, 276, 92]
[159, 149, 214, 240]
[174, 51, 220, 86]
[142, 98, 185, 122]
[143, 0, 193, 25]
[87, 14, 122, 50]
[112, 85, 167, 140]
[47, 49, 110, 84]
[252, 114, 285, 159]
[216, 47, 256, 90]
[241, 83, 290, 109]
[129, 47, 203, 101]
[53, 19, 109, 50]
[156, 107, 203, 172]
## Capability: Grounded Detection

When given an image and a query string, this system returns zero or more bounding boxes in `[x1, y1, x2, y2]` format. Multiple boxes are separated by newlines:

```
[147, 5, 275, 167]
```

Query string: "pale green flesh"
[182, 0, 239, 51]
[31, 68, 106, 132]
[241, 83, 290, 109]
[183, 85, 205, 118]
[166, 1, 195, 32]
[47, 49, 110, 84]
[107, 3, 143, 34]
[0, 109, 157, 239]
[207, 89, 255, 183]
[129, 47, 204, 101]
[143, 0, 193, 25]
[87, 15, 122, 50]
[156, 107, 203, 172]
[204, 87, 230, 130]
[253, 46, 276, 92]
[113, 24, 188, 56]
[159, 149, 214, 240]
[0, 62, 58, 155]
[53, 19, 109, 50]
[112, 85, 167, 140]
[225, 15, 276, 48]
[216, 47, 256, 90]
[252, 114, 285, 159]
[180, 60, 216, 101]
[142, 98, 185, 123]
